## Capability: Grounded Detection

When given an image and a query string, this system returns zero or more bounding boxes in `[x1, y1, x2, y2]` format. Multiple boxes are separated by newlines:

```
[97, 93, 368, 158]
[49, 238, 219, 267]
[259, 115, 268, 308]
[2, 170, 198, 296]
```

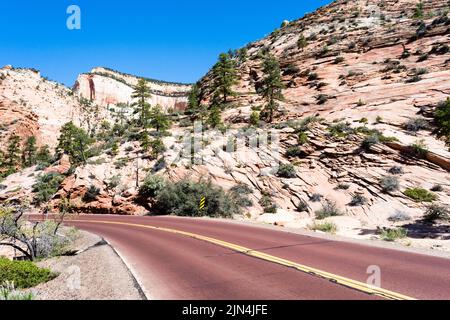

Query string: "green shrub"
[153, 180, 242, 217]
[296, 200, 308, 212]
[310, 193, 323, 202]
[333, 56, 345, 64]
[285, 146, 304, 158]
[317, 94, 329, 105]
[434, 98, 450, 149]
[380, 175, 400, 192]
[310, 222, 337, 234]
[388, 166, 404, 175]
[409, 140, 428, 158]
[259, 194, 277, 213]
[404, 188, 437, 202]
[329, 122, 354, 137]
[32, 173, 64, 205]
[0, 282, 34, 300]
[430, 184, 444, 192]
[315, 199, 341, 219]
[424, 204, 449, 223]
[298, 132, 309, 145]
[388, 211, 411, 222]
[114, 157, 129, 169]
[107, 175, 121, 189]
[379, 228, 408, 241]
[0, 258, 55, 289]
[349, 194, 368, 206]
[82, 185, 101, 203]
[277, 164, 297, 178]
[404, 118, 429, 133]
[230, 183, 253, 207]
[336, 183, 350, 190]
[139, 175, 166, 198]
[250, 111, 260, 126]
[378, 135, 399, 143]
[361, 135, 380, 149]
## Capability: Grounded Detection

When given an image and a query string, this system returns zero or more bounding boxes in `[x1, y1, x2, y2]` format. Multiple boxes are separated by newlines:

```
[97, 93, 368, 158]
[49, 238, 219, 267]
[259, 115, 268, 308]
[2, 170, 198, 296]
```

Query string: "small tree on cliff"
[6, 134, 21, 169]
[132, 79, 152, 128]
[186, 83, 209, 121]
[434, 98, 450, 150]
[297, 34, 308, 51]
[22, 136, 37, 167]
[211, 53, 238, 106]
[186, 83, 201, 115]
[260, 55, 285, 123]
[36, 145, 53, 166]
[57, 122, 94, 165]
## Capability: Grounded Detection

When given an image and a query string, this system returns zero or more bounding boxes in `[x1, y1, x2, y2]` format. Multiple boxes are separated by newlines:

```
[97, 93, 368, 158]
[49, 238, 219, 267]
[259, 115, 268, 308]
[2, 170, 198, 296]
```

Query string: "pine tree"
[186, 83, 201, 116]
[150, 137, 166, 159]
[36, 145, 52, 165]
[297, 34, 308, 51]
[260, 55, 285, 123]
[434, 98, 450, 150]
[250, 111, 260, 126]
[110, 140, 119, 156]
[132, 79, 152, 127]
[57, 122, 94, 165]
[237, 48, 248, 64]
[211, 53, 238, 106]
[22, 136, 38, 167]
[140, 131, 151, 152]
[6, 134, 21, 168]
[208, 106, 222, 128]
[0, 150, 5, 169]
[149, 105, 171, 133]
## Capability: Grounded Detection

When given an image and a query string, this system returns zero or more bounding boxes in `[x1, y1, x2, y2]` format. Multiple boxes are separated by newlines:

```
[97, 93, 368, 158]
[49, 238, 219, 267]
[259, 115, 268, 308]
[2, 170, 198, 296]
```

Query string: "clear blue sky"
[0, 0, 332, 86]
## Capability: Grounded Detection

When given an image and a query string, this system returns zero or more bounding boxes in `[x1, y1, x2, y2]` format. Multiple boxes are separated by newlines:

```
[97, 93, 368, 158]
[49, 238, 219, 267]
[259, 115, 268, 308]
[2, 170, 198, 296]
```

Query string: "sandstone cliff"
[0, 66, 83, 149]
[74, 67, 191, 111]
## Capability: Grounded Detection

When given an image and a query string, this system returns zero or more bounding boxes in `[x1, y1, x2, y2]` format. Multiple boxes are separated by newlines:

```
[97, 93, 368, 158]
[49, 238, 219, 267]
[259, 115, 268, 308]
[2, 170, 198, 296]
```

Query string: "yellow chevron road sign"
[199, 196, 206, 210]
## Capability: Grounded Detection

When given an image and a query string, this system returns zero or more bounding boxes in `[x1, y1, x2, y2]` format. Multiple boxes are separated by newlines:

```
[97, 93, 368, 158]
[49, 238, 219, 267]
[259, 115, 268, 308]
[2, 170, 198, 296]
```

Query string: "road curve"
[63, 215, 450, 300]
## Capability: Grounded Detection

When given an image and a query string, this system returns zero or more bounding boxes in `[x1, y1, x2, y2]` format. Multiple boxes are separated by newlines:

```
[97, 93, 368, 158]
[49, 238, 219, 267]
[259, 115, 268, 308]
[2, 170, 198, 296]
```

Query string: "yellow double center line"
[70, 219, 416, 300]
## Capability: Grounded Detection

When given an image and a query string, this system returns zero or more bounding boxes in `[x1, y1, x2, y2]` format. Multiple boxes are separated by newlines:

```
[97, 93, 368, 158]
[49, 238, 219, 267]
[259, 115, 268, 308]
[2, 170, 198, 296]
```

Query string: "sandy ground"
[21, 230, 145, 300]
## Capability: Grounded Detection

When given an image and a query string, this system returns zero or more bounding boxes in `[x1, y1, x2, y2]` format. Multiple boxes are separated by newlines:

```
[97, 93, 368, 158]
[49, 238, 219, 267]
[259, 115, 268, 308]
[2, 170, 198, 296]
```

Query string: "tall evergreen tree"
[140, 131, 151, 152]
[186, 83, 201, 115]
[132, 79, 152, 127]
[149, 105, 171, 133]
[208, 106, 222, 128]
[22, 136, 38, 167]
[6, 134, 21, 168]
[57, 122, 94, 165]
[211, 53, 238, 106]
[260, 55, 285, 123]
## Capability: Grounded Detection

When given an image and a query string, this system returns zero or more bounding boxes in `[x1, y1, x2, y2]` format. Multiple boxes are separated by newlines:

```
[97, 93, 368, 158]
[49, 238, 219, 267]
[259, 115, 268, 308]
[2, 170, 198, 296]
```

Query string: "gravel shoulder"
[25, 230, 145, 300]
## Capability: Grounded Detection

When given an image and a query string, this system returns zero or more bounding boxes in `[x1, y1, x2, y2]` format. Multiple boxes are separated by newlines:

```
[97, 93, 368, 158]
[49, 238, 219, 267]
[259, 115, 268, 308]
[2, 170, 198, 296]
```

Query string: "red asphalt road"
[63, 215, 450, 300]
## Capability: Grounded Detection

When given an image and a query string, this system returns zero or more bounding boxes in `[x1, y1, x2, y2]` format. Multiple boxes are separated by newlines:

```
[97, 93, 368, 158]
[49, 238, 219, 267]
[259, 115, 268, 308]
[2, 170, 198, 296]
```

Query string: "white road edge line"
[103, 238, 152, 300]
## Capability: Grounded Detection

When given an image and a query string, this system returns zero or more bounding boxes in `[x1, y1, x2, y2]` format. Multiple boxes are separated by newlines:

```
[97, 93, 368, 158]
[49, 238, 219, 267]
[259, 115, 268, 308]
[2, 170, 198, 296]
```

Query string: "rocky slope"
[0, 66, 83, 149]
[74, 67, 191, 111]
[1, 0, 449, 252]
